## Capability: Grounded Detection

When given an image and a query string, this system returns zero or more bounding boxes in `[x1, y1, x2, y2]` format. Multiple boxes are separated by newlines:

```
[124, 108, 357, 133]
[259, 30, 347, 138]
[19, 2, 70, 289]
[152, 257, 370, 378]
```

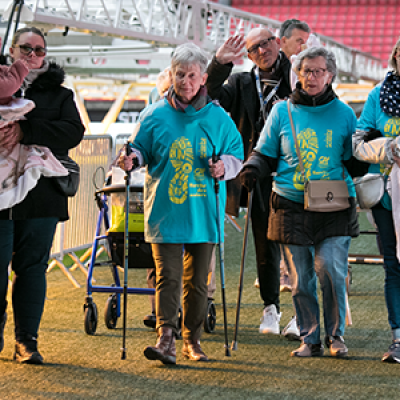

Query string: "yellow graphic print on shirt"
[384, 118, 400, 137]
[169, 137, 194, 204]
[381, 118, 400, 174]
[293, 128, 319, 190]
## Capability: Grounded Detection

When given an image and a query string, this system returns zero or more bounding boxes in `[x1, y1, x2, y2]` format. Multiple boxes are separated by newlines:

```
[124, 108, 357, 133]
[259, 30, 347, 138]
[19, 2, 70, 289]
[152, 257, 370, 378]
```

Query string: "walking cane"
[231, 190, 253, 351]
[212, 148, 231, 357]
[121, 143, 138, 360]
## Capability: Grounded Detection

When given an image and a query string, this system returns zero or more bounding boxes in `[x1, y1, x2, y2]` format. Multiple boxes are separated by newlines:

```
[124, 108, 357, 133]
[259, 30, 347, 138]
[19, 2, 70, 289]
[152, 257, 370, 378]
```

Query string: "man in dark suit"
[207, 28, 293, 335]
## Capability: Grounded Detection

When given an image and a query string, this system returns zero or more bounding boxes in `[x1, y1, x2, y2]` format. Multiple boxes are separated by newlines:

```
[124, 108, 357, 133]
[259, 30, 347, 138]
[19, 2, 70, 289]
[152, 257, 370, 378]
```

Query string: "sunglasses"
[13, 44, 47, 57]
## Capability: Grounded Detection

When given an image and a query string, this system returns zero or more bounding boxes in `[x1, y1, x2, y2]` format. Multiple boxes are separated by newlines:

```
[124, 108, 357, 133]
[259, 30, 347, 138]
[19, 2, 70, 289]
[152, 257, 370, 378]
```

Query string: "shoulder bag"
[53, 154, 80, 197]
[353, 167, 390, 209]
[287, 100, 350, 212]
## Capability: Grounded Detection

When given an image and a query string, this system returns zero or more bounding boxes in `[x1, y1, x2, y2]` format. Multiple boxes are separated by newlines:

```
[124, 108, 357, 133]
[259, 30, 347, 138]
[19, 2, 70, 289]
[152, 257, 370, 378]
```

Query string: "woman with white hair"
[240, 47, 359, 358]
[119, 43, 243, 364]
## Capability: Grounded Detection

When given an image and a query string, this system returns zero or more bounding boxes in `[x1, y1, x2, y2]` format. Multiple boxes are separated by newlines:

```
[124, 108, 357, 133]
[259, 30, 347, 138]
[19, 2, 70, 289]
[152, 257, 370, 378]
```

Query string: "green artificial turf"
[0, 211, 398, 399]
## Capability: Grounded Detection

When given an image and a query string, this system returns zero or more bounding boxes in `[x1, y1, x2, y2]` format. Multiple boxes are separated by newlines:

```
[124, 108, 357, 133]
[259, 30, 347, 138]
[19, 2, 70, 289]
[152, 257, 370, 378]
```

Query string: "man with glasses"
[207, 28, 293, 337]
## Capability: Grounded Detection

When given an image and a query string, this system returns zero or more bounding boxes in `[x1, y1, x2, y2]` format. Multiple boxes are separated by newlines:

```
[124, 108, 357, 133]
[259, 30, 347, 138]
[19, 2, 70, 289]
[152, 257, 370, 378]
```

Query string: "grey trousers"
[151, 243, 214, 340]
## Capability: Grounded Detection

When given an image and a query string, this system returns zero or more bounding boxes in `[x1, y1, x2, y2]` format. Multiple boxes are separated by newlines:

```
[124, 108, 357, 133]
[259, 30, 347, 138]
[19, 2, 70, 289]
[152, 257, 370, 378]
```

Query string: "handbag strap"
[286, 100, 345, 180]
[287, 100, 305, 178]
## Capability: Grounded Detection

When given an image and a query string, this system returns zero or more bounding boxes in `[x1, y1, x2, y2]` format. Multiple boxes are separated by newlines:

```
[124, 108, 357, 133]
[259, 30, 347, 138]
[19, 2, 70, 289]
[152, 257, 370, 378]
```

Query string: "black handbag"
[53, 155, 80, 197]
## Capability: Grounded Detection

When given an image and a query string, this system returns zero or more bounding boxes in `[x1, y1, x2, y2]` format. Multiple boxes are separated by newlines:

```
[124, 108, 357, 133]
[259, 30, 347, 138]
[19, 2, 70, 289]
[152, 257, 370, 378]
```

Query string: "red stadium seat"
[232, 0, 398, 65]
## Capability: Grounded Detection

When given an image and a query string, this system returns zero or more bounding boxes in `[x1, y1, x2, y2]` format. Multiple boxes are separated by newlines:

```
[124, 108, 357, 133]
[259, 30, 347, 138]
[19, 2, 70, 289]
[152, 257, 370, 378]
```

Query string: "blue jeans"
[282, 236, 351, 344]
[372, 207, 400, 338]
[0, 218, 58, 340]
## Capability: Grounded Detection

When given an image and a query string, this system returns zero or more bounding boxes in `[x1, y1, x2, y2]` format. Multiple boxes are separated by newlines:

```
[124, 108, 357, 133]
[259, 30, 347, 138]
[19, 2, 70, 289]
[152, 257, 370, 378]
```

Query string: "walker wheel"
[204, 299, 216, 333]
[84, 301, 98, 335]
[104, 294, 118, 329]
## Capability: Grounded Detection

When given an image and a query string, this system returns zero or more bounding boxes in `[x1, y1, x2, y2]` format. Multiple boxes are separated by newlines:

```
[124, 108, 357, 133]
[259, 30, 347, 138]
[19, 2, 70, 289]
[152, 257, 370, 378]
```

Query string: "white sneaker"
[281, 316, 301, 341]
[254, 278, 260, 288]
[259, 305, 281, 334]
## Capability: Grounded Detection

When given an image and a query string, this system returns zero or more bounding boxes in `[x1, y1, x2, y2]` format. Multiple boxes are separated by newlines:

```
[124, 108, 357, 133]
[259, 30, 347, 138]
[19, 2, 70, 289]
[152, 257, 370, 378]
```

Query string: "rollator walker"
[83, 168, 216, 335]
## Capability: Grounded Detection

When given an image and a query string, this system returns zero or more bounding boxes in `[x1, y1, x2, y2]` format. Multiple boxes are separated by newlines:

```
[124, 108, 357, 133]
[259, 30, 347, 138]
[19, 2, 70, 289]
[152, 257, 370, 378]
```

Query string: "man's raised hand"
[216, 35, 246, 65]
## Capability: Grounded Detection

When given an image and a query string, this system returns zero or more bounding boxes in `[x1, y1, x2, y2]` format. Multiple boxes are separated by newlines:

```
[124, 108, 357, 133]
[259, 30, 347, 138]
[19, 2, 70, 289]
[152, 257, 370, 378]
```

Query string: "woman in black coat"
[0, 27, 85, 364]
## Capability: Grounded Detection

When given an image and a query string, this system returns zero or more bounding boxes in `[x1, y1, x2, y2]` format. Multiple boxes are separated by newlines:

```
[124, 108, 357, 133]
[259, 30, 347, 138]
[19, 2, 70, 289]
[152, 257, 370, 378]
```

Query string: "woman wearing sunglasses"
[0, 27, 85, 364]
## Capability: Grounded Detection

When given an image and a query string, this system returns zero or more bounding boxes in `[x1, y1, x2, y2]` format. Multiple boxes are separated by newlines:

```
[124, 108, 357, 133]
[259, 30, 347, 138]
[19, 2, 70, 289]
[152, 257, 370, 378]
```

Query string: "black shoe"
[14, 335, 44, 364]
[291, 342, 324, 357]
[325, 335, 348, 357]
[0, 312, 6, 353]
[382, 340, 400, 363]
[143, 313, 156, 329]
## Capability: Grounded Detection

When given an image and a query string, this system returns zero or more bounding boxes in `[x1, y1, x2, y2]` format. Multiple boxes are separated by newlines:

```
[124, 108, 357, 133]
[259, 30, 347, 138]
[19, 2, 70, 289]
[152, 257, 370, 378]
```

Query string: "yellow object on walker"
[108, 192, 145, 233]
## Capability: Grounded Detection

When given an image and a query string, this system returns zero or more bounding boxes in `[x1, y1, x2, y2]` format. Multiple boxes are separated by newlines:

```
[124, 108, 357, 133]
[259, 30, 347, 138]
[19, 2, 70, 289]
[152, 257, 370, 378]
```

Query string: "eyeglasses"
[13, 44, 47, 57]
[247, 37, 276, 55]
[299, 68, 327, 78]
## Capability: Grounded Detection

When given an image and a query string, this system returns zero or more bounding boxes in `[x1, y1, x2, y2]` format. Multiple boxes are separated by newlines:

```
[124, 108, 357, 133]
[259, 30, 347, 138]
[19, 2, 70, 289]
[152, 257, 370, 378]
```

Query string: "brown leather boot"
[143, 327, 176, 364]
[182, 340, 209, 361]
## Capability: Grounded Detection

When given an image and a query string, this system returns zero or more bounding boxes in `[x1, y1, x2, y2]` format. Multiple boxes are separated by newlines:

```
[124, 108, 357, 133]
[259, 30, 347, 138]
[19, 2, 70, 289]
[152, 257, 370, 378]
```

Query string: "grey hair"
[292, 46, 337, 82]
[389, 37, 400, 73]
[171, 43, 209, 75]
[279, 19, 310, 39]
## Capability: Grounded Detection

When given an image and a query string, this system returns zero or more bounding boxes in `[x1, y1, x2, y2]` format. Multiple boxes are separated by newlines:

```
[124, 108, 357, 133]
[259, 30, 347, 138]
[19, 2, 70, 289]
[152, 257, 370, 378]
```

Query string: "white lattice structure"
[1, 0, 385, 82]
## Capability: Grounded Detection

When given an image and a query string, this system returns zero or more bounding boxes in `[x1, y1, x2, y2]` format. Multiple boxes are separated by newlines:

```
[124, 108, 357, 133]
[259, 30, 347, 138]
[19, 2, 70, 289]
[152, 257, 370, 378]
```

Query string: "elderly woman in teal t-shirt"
[353, 37, 400, 364]
[241, 47, 358, 359]
[119, 43, 243, 365]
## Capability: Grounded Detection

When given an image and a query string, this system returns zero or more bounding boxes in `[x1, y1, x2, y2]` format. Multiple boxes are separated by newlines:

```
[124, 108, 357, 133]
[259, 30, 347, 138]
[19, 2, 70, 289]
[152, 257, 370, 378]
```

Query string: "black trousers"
[250, 178, 281, 312]
[0, 217, 58, 340]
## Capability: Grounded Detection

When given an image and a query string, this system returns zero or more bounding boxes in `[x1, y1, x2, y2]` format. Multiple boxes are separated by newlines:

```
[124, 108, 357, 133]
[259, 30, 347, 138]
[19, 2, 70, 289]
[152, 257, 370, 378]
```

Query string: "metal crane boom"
[1, 0, 385, 82]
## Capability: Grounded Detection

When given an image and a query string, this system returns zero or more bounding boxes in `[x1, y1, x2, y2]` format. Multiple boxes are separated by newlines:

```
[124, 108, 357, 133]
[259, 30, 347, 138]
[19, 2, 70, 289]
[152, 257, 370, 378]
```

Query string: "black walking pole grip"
[212, 147, 220, 194]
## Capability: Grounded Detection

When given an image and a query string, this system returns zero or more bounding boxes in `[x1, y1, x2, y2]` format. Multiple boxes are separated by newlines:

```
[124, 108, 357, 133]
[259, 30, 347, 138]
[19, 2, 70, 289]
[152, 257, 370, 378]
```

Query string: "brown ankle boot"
[144, 327, 176, 364]
[182, 340, 209, 361]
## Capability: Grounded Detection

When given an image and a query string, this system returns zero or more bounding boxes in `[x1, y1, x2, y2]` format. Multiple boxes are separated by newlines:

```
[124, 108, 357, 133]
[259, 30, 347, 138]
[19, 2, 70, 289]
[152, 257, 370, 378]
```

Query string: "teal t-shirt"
[131, 99, 244, 244]
[357, 84, 400, 210]
[255, 99, 356, 203]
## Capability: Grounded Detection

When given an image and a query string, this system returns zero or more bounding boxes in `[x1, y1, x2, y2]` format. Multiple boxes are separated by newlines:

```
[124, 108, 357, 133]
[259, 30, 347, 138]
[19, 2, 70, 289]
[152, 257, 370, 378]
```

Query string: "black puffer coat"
[0, 62, 85, 221]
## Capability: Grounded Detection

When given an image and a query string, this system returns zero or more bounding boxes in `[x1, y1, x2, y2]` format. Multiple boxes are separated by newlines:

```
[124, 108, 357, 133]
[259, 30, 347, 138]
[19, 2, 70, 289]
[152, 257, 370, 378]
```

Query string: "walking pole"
[212, 148, 231, 357]
[231, 190, 253, 351]
[121, 143, 133, 360]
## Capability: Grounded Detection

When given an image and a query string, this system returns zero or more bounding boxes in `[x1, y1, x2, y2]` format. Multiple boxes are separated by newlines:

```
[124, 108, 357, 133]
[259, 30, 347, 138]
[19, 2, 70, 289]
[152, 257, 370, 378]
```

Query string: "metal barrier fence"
[48, 135, 113, 287]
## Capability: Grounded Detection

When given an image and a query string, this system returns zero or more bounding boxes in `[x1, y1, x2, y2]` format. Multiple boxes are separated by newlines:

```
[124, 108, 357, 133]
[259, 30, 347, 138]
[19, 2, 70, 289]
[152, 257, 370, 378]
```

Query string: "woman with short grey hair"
[119, 42, 243, 365]
[292, 47, 337, 82]
[241, 43, 359, 359]
[170, 42, 209, 75]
